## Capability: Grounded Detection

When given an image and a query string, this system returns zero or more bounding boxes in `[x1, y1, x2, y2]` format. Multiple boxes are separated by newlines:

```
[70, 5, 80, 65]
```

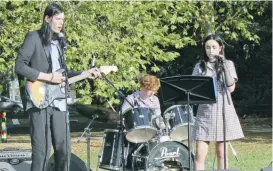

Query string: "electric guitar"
[26, 66, 118, 109]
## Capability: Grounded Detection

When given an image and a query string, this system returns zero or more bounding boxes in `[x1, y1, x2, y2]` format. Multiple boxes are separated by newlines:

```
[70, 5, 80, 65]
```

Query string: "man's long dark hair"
[199, 34, 225, 80]
[39, 3, 64, 45]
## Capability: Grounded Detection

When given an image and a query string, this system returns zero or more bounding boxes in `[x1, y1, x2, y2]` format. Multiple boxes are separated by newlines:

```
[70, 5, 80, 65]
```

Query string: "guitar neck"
[67, 66, 117, 85]
[68, 74, 88, 84]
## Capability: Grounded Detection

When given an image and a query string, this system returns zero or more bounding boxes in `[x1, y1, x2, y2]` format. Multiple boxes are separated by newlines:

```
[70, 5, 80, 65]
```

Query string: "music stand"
[159, 75, 217, 171]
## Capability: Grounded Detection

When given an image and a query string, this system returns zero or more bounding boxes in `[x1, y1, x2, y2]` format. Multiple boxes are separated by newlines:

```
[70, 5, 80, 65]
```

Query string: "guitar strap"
[47, 45, 53, 73]
[56, 42, 67, 72]
[37, 30, 52, 74]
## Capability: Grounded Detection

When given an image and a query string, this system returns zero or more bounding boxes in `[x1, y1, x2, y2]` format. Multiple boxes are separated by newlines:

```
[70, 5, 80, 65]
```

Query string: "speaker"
[0, 149, 32, 171]
[47, 153, 89, 171]
[261, 167, 273, 171]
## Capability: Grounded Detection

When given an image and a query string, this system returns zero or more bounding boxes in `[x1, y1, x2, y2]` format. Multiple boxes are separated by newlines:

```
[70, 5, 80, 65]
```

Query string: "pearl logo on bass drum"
[160, 147, 181, 158]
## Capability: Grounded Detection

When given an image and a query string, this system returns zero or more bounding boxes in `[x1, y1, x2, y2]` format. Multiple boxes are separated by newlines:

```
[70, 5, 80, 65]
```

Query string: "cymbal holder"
[164, 114, 171, 136]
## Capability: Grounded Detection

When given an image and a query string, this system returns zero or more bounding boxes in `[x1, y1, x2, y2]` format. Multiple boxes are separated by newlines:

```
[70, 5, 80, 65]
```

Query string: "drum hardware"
[124, 143, 130, 165]
[133, 143, 146, 156]
[154, 156, 181, 160]
[132, 153, 148, 171]
[110, 133, 117, 166]
[131, 142, 148, 170]
[77, 114, 98, 171]
[96, 153, 102, 171]
[163, 114, 171, 136]
[164, 112, 175, 119]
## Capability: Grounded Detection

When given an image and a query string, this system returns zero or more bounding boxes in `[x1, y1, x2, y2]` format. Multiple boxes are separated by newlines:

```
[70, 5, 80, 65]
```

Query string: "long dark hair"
[39, 3, 64, 45]
[200, 34, 225, 80]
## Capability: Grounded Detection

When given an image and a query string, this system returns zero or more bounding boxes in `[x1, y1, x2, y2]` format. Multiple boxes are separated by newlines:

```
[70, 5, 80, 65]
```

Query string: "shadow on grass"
[7, 107, 272, 144]
[7, 105, 119, 135]
[239, 131, 272, 144]
[238, 116, 272, 144]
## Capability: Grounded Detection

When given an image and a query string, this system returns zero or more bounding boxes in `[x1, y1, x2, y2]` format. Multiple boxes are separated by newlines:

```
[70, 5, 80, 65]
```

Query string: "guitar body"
[26, 80, 65, 109]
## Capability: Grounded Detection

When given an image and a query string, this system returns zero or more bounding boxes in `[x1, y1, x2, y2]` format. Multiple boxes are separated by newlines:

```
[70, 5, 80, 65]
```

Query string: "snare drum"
[164, 105, 195, 141]
[123, 108, 157, 143]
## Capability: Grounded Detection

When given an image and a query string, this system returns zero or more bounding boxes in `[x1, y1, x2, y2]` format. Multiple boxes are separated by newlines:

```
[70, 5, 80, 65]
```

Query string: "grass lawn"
[1, 115, 272, 171]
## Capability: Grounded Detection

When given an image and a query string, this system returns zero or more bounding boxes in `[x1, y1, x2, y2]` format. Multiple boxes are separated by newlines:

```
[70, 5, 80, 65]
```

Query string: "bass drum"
[133, 141, 194, 171]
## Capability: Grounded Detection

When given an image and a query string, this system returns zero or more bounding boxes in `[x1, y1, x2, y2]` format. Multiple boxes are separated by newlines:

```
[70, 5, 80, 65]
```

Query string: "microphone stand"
[219, 61, 231, 170]
[185, 91, 193, 171]
[100, 73, 134, 171]
[77, 115, 98, 171]
[59, 45, 71, 171]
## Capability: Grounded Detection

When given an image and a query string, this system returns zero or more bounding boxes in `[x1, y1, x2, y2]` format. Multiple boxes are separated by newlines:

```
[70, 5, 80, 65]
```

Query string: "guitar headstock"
[99, 65, 118, 75]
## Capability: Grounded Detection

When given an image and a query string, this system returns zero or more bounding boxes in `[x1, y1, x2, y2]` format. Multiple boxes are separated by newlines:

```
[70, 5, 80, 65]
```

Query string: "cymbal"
[72, 104, 119, 122]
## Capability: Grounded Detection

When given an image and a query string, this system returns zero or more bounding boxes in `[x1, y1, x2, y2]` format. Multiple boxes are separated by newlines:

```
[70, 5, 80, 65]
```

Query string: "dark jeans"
[28, 107, 70, 171]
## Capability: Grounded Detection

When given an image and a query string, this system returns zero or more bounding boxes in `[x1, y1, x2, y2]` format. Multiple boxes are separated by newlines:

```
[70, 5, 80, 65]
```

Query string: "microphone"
[215, 55, 225, 63]
[58, 32, 67, 50]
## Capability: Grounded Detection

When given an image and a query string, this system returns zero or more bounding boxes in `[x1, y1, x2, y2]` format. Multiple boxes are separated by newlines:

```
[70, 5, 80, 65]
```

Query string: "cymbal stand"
[77, 114, 98, 171]
[164, 113, 172, 136]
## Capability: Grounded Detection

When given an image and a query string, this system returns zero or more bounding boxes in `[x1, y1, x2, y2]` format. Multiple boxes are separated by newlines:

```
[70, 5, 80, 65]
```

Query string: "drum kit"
[98, 105, 195, 171]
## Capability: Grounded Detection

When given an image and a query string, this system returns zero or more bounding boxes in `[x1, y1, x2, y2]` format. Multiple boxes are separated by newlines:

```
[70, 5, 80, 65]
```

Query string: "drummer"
[121, 74, 166, 130]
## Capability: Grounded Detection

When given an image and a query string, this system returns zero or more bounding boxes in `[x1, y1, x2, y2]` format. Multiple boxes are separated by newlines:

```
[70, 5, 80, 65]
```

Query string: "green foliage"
[0, 1, 270, 108]
[0, 1, 42, 94]
[232, 2, 272, 113]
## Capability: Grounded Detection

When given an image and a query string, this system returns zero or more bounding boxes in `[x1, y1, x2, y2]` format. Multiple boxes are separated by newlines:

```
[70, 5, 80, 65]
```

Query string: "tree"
[0, 1, 270, 110]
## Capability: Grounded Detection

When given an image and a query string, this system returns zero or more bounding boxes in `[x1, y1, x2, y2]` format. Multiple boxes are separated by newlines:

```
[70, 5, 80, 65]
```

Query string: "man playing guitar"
[15, 3, 101, 171]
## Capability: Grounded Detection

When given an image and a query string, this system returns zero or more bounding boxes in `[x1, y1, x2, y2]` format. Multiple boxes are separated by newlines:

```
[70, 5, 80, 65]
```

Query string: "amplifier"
[0, 149, 32, 171]
[0, 149, 31, 161]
